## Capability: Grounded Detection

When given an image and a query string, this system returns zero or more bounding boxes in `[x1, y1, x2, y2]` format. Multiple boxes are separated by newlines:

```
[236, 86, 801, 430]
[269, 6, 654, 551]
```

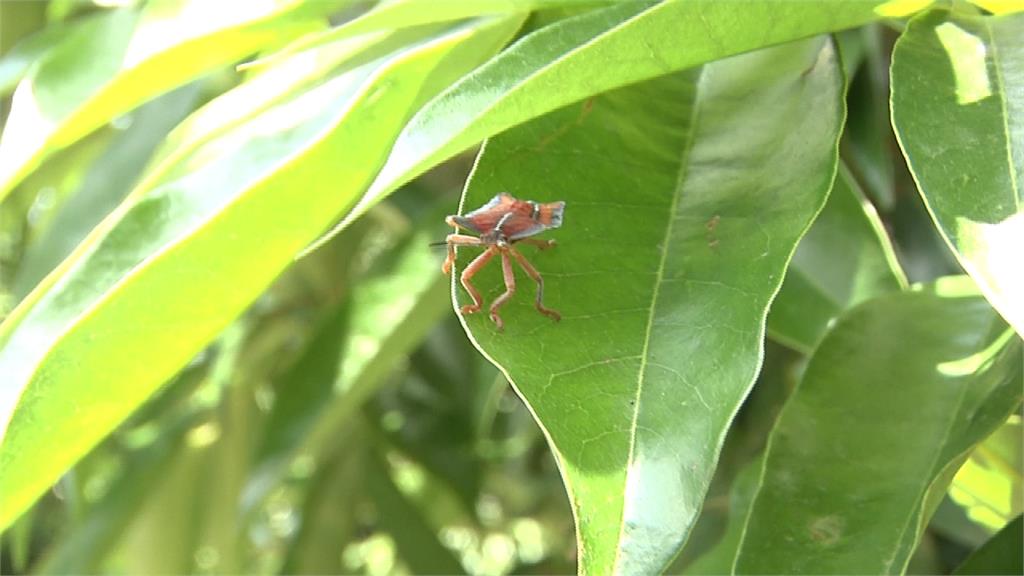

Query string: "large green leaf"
[0, 15, 523, 531]
[34, 410, 204, 573]
[891, 9, 1024, 336]
[0, 0, 336, 201]
[12, 84, 200, 297]
[734, 277, 1024, 574]
[245, 0, 595, 71]
[307, 0, 892, 253]
[453, 37, 844, 574]
[768, 164, 907, 353]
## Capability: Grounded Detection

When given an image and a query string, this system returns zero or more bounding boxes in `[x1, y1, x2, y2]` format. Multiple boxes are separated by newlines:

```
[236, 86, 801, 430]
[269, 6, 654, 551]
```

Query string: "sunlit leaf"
[245, 0, 585, 71]
[735, 277, 1023, 574]
[891, 9, 1024, 336]
[455, 37, 844, 574]
[0, 0, 337, 201]
[12, 84, 200, 297]
[969, 0, 1024, 15]
[34, 412, 202, 574]
[0, 15, 524, 532]
[948, 416, 1023, 530]
[307, 0, 890, 253]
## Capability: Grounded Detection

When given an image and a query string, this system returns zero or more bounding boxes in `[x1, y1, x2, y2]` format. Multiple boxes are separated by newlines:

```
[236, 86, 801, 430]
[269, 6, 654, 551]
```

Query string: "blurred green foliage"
[0, 1, 1021, 575]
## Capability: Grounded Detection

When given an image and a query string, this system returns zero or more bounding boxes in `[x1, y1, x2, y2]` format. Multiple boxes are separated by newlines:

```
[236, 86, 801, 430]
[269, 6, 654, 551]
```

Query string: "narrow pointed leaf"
[735, 277, 1024, 574]
[308, 0, 891, 253]
[0, 0, 335, 201]
[453, 37, 844, 574]
[0, 16, 523, 532]
[12, 84, 201, 297]
[768, 164, 907, 352]
[246, 0, 586, 71]
[891, 9, 1024, 336]
[34, 412, 202, 574]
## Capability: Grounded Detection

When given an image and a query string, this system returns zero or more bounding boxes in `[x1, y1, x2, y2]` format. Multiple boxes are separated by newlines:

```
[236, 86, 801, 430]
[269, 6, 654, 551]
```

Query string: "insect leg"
[459, 246, 497, 315]
[488, 250, 517, 331]
[509, 247, 560, 322]
[443, 234, 483, 275]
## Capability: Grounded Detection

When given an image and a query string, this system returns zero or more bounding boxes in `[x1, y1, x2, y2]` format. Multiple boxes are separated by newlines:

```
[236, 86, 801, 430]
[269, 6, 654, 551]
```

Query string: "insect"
[442, 193, 564, 330]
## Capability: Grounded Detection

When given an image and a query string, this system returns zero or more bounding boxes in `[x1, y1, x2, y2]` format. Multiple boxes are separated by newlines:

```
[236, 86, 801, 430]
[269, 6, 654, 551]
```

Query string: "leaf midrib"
[610, 64, 705, 574]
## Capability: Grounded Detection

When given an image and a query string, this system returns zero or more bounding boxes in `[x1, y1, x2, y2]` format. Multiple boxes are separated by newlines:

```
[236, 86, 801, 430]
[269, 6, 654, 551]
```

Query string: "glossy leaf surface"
[12, 84, 200, 297]
[313, 0, 888, 251]
[768, 164, 906, 352]
[0, 16, 522, 531]
[735, 277, 1024, 574]
[454, 37, 844, 574]
[0, 0, 333, 201]
[891, 9, 1024, 336]
[246, 0, 588, 71]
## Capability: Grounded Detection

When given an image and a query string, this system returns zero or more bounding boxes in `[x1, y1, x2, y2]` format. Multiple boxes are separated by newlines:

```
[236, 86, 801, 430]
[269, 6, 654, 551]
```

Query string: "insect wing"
[507, 200, 565, 240]
[454, 193, 516, 233]
[453, 194, 565, 240]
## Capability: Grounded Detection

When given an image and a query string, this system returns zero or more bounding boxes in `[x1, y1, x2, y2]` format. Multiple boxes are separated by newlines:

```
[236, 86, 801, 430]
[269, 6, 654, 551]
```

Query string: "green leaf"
[891, 9, 1024, 336]
[34, 412, 202, 574]
[0, 0, 335, 201]
[12, 83, 200, 297]
[308, 0, 890, 252]
[245, 0, 582, 71]
[454, 37, 844, 574]
[768, 164, 907, 352]
[683, 457, 764, 575]
[0, 16, 67, 95]
[734, 277, 1024, 574]
[0, 16, 523, 532]
[955, 515, 1024, 575]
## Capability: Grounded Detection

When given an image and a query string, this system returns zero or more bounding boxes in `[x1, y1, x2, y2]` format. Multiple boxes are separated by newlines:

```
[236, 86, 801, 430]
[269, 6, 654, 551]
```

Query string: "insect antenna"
[428, 240, 448, 247]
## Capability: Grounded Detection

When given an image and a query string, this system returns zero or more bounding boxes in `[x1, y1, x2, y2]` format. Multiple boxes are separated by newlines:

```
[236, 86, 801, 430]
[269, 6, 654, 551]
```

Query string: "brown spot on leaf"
[808, 515, 844, 547]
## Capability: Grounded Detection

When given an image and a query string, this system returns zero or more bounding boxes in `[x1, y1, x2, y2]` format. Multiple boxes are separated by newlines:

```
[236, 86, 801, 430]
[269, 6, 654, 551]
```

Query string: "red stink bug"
[442, 193, 564, 330]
